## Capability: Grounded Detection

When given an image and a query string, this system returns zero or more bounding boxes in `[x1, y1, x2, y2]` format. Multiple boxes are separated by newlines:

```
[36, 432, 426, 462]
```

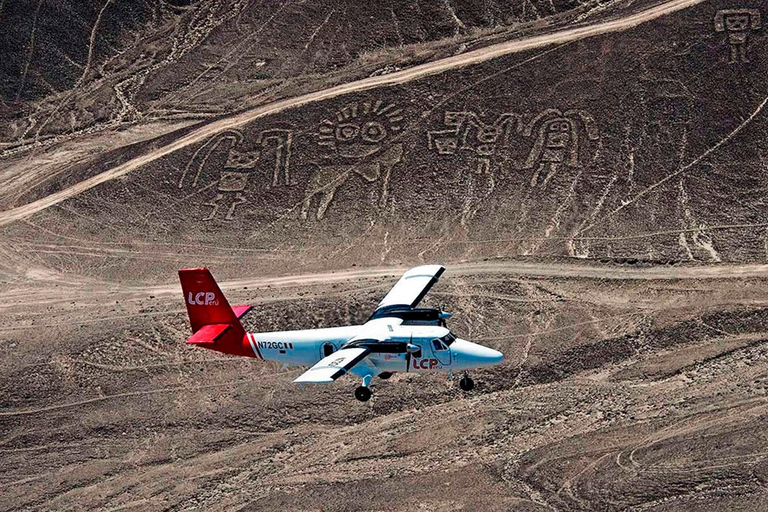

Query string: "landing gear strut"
[459, 374, 474, 392]
[355, 386, 372, 402]
[355, 374, 374, 402]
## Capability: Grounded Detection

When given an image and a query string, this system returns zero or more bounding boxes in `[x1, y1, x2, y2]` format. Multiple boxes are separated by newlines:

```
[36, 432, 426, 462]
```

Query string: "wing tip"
[293, 377, 334, 384]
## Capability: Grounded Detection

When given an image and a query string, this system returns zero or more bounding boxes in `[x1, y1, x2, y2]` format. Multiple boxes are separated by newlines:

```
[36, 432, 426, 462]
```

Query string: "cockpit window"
[441, 332, 457, 346]
[432, 338, 446, 351]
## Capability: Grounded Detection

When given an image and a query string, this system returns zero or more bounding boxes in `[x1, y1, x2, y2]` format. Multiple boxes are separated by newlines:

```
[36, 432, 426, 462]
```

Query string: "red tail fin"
[178, 268, 253, 357]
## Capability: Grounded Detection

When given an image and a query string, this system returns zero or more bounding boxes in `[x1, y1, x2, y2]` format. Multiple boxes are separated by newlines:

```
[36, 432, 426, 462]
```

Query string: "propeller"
[439, 304, 452, 326]
[406, 334, 413, 372]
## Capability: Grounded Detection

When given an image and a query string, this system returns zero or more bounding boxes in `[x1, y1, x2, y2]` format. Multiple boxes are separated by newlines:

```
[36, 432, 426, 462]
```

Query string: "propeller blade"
[406, 334, 412, 372]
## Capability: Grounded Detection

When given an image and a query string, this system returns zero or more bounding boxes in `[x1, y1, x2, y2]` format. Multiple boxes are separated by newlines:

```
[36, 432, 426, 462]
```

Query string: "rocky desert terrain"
[2, 0, 768, 510]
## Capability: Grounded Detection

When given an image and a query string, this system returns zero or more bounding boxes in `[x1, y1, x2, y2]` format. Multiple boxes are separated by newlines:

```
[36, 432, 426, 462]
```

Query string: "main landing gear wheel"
[459, 376, 475, 391]
[355, 386, 372, 402]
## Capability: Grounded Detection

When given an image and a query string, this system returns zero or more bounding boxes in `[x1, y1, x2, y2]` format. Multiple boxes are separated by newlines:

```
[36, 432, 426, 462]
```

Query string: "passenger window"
[323, 343, 335, 357]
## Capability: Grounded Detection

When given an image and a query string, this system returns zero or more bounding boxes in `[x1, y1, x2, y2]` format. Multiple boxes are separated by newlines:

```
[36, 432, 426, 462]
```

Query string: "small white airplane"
[179, 265, 504, 401]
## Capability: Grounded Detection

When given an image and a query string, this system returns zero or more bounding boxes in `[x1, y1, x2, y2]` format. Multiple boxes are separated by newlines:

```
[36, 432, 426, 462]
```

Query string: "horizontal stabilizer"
[232, 305, 252, 319]
[185, 323, 230, 345]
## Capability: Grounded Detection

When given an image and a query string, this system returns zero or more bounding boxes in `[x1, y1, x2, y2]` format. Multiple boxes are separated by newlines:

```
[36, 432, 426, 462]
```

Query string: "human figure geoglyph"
[523, 109, 600, 187]
[714, 9, 762, 63]
[179, 128, 293, 221]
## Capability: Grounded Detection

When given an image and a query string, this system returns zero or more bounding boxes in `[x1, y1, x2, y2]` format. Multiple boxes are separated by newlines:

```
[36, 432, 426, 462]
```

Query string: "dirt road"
[1, 259, 762, 317]
[144, 260, 768, 296]
[0, 0, 705, 227]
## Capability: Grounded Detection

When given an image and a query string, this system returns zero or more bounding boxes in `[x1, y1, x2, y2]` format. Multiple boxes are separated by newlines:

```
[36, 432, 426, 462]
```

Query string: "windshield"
[441, 332, 457, 346]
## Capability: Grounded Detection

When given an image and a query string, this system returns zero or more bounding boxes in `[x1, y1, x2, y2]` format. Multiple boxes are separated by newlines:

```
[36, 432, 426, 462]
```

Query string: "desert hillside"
[1, 0, 593, 144]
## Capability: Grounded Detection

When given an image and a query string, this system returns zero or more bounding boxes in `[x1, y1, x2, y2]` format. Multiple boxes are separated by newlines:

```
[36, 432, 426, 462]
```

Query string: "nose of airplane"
[454, 339, 504, 367]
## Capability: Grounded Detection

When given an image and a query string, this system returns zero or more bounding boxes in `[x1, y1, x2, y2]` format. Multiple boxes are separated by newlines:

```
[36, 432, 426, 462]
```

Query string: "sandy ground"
[2, 260, 768, 510]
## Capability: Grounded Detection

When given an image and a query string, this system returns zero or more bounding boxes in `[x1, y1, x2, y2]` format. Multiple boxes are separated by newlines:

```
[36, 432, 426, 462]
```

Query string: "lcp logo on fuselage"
[412, 358, 440, 370]
[187, 291, 219, 306]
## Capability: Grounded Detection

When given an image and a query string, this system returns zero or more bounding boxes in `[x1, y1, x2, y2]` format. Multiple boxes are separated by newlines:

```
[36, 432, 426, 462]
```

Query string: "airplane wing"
[374, 265, 445, 313]
[293, 347, 371, 384]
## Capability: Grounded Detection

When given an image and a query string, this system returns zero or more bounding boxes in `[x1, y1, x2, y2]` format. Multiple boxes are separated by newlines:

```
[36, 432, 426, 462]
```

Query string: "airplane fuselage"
[242, 319, 502, 375]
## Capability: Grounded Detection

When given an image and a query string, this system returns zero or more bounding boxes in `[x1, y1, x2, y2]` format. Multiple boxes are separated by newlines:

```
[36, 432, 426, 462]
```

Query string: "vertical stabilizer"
[178, 268, 253, 356]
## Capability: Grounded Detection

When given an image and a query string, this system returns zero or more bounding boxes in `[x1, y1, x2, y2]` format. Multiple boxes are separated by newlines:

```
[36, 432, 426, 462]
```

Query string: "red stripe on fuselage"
[247, 333, 263, 360]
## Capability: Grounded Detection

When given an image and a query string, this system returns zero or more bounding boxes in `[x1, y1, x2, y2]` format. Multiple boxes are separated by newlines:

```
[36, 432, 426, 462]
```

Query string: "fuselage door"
[322, 342, 336, 358]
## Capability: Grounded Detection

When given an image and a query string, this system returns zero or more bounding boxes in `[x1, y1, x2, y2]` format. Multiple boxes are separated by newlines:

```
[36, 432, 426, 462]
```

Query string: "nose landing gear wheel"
[355, 386, 372, 402]
[459, 376, 474, 391]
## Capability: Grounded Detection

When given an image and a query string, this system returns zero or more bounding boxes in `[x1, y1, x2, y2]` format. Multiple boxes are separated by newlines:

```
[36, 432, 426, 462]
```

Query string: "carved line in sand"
[302, 100, 404, 221]
[714, 9, 762, 64]
[179, 128, 293, 221]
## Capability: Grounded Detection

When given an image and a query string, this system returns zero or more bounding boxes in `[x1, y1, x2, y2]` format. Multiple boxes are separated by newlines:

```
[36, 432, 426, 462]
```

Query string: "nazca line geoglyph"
[179, 128, 293, 221]
[178, 103, 604, 221]
[427, 108, 600, 187]
[714, 8, 762, 63]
